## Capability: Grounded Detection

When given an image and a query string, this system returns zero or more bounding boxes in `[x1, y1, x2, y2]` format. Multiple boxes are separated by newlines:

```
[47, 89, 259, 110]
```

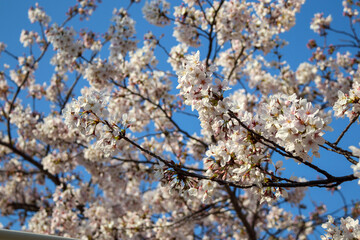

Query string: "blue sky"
[0, 0, 359, 237]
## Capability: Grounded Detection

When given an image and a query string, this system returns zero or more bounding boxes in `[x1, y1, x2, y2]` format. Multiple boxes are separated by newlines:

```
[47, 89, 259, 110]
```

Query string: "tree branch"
[225, 185, 257, 240]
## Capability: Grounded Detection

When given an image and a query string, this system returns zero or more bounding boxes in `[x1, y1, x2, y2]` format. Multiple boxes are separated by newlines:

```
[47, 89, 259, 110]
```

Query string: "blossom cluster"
[63, 88, 110, 133]
[258, 93, 333, 161]
[19, 30, 41, 48]
[312, 50, 354, 105]
[28, 4, 51, 25]
[8, 59, 36, 90]
[173, 5, 204, 47]
[321, 215, 360, 239]
[343, 0, 360, 18]
[177, 52, 289, 203]
[167, 43, 188, 72]
[177, 51, 215, 109]
[266, 206, 313, 238]
[214, 1, 250, 45]
[142, 0, 171, 27]
[295, 62, 318, 85]
[83, 59, 117, 90]
[333, 80, 360, 120]
[108, 8, 137, 64]
[63, 88, 136, 159]
[310, 13, 332, 35]
[46, 24, 84, 74]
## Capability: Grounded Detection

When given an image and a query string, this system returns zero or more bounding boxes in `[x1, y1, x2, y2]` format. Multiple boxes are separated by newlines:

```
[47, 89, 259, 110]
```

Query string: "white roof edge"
[0, 229, 77, 240]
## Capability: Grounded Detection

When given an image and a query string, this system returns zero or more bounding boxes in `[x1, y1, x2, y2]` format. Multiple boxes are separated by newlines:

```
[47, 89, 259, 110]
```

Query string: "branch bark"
[225, 185, 257, 240]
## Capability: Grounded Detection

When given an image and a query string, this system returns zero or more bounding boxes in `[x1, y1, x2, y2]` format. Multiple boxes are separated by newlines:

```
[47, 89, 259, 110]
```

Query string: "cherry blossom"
[310, 13, 332, 35]
[142, 0, 171, 27]
[0, 0, 360, 239]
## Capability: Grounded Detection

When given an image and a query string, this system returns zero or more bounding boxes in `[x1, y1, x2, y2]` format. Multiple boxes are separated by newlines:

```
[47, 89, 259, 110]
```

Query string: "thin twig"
[334, 114, 359, 145]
